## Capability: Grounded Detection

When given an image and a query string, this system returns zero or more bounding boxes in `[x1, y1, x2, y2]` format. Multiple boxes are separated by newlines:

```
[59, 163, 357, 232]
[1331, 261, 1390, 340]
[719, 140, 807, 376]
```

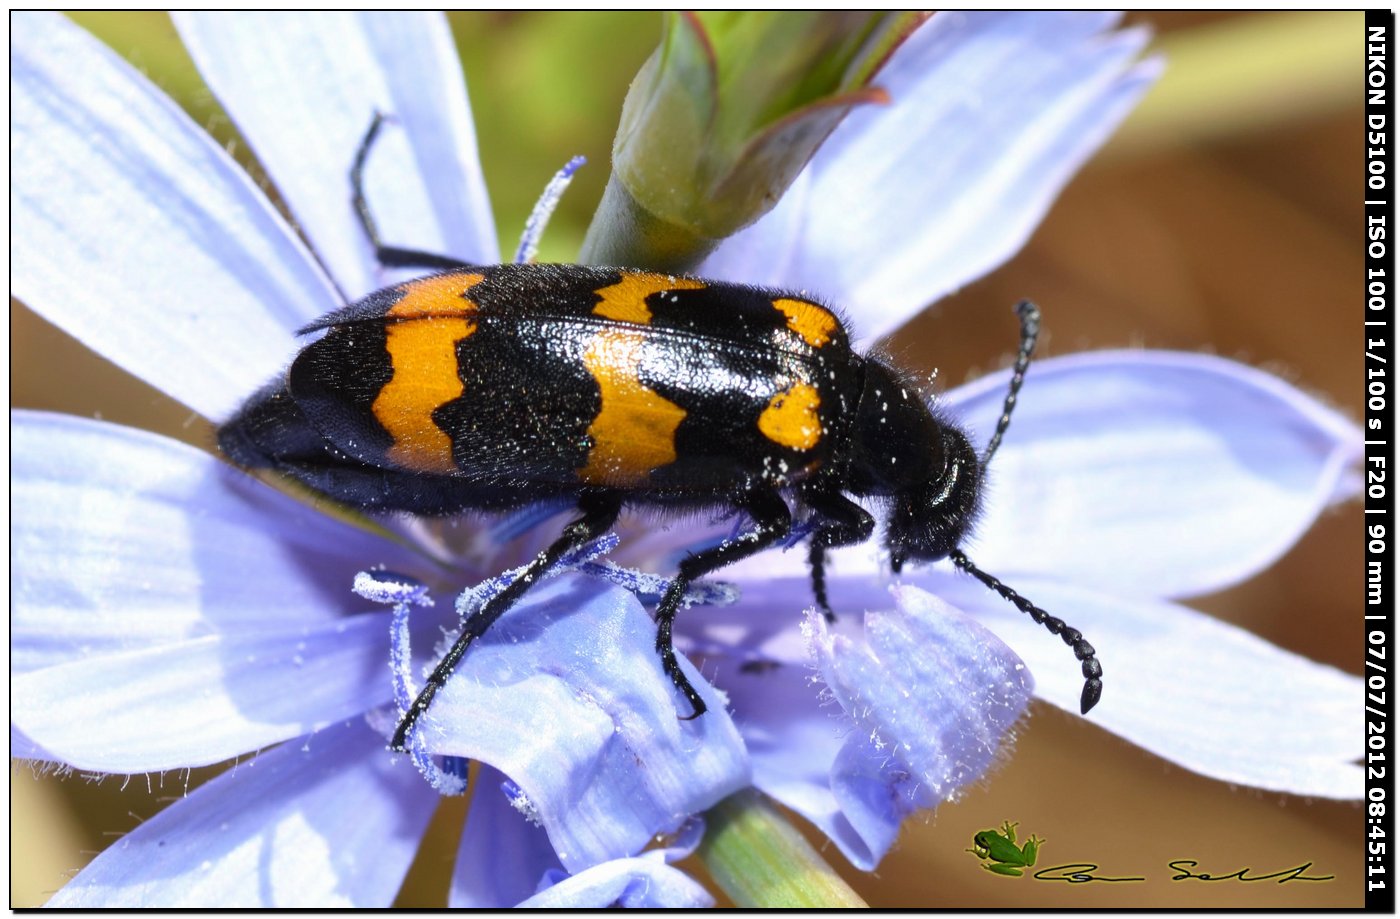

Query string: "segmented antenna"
[950, 549, 1103, 714]
[960, 300, 1103, 715]
[981, 300, 1040, 468]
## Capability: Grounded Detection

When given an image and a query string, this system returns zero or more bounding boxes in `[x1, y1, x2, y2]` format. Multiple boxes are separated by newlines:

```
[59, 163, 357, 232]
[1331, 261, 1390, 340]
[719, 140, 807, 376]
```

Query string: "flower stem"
[578, 174, 717, 274]
[698, 789, 867, 908]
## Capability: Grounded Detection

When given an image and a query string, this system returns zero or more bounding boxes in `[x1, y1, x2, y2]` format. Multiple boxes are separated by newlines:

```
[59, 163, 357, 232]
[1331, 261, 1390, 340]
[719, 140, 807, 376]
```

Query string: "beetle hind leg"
[390, 492, 621, 751]
[351, 112, 477, 273]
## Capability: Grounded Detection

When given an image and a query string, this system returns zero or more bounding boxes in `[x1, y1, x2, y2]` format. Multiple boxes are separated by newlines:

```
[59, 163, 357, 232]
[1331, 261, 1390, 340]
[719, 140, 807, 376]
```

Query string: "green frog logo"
[967, 821, 1043, 877]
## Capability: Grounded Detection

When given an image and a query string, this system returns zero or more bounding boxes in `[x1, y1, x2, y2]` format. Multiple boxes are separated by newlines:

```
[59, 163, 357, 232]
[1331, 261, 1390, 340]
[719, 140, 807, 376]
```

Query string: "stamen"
[364, 531, 740, 793]
[353, 570, 467, 795]
[514, 155, 587, 264]
[452, 533, 620, 626]
[580, 560, 739, 609]
[501, 777, 543, 826]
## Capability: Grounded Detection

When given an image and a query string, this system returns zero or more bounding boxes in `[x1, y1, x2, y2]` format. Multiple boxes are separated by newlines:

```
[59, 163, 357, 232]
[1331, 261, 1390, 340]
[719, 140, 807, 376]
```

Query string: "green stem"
[698, 789, 868, 908]
[577, 175, 718, 273]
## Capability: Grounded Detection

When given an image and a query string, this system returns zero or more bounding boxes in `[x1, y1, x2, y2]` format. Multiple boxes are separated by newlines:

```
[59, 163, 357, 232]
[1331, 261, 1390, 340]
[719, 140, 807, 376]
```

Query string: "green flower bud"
[581, 11, 923, 272]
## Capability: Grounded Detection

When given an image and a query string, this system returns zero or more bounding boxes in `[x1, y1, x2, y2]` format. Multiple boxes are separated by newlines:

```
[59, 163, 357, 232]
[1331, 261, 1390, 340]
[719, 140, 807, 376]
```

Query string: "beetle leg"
[656, 489, 792, 719]
[802, 488, 874, 621]
[352, 112, 477, 272]
[390, 492, 621, 752]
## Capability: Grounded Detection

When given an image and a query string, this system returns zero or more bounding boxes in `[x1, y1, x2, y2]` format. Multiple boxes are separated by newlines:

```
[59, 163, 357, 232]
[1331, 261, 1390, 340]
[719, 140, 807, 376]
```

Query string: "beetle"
[218, 116, 1103, 753]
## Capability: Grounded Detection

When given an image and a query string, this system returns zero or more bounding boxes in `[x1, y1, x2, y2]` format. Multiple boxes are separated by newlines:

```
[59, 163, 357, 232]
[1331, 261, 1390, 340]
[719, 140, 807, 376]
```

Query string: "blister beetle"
[218, 117, 1103, 751]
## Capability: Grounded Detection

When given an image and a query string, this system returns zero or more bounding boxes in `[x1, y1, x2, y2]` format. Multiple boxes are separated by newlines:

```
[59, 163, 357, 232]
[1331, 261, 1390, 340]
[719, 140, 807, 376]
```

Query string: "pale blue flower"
[12, 10, 1360, 907]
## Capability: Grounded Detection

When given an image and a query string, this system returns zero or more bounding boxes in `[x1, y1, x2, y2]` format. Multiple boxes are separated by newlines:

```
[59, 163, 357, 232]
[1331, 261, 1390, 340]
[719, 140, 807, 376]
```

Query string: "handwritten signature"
[1027, 861, 1333, 884]
[1166, 860, 1335, 883]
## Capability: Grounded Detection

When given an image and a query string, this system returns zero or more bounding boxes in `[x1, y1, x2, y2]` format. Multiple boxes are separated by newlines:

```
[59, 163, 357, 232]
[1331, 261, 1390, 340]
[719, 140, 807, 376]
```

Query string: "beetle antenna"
[980, 300, 1040, 468]
[960, 302, 1102, 715]
[950, 548, 1103, 714]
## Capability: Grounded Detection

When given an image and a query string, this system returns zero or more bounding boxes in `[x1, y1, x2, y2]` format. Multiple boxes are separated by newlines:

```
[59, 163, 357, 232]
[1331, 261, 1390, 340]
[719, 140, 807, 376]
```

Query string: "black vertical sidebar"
[1366, 8, 1395, 914]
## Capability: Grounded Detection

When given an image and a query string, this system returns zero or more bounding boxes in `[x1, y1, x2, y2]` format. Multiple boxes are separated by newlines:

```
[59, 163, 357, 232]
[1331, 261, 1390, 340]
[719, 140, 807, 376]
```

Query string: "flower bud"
[582, 12, 923, 271]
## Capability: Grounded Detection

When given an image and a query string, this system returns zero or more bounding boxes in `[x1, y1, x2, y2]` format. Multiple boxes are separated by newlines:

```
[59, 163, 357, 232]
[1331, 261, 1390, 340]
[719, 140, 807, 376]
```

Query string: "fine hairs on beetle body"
[217, 116, 1102, 752]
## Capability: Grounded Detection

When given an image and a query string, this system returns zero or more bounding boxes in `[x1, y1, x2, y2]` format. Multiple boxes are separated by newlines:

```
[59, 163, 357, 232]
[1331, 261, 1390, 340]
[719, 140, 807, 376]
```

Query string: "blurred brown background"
[12, 11, 1364, 907]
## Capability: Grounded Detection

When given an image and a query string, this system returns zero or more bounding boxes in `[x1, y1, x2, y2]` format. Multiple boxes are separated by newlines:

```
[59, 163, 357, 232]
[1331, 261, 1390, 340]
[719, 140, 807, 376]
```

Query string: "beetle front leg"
[802, 487, 873, 621]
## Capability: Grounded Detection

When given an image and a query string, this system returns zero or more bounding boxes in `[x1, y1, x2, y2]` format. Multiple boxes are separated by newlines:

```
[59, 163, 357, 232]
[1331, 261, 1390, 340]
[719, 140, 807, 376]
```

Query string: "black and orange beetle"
[219, 117, 1102, 752]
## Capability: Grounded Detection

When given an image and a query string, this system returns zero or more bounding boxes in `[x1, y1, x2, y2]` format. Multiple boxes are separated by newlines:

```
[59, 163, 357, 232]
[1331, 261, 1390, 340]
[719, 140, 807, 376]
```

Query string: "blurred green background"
[12, 11, 1364, 908]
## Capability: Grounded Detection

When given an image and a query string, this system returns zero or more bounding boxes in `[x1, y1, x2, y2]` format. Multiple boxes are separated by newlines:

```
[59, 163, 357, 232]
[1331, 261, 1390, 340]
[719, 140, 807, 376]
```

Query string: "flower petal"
[12, 725, 54, 764]
[948, 351, 1363, 598]
[450, 765, 562, 907]
[11, 11, 337, 420]
[679, 573, 870, 667]
[811, 586, 1033, 867]
[175, 11, 498, 298]
[13, 611, 391, 772]
[932, 573, 1364, 799]
[13, 412, 419, 674]
[451, 765, 712, 908]
[703, 11, 1160, 343]
[518, 856, 712, 909]
[423, 576, 750, 873]
[707, 582, 1032, 870]
[706, 647, 863, 860]
[45, 720, 437, 907]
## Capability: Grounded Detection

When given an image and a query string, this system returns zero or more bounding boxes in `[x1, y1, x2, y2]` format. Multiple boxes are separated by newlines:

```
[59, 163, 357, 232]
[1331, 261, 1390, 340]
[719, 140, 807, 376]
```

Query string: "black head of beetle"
[808, 299, 1102, 718]
[844, 356, 983, 571]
